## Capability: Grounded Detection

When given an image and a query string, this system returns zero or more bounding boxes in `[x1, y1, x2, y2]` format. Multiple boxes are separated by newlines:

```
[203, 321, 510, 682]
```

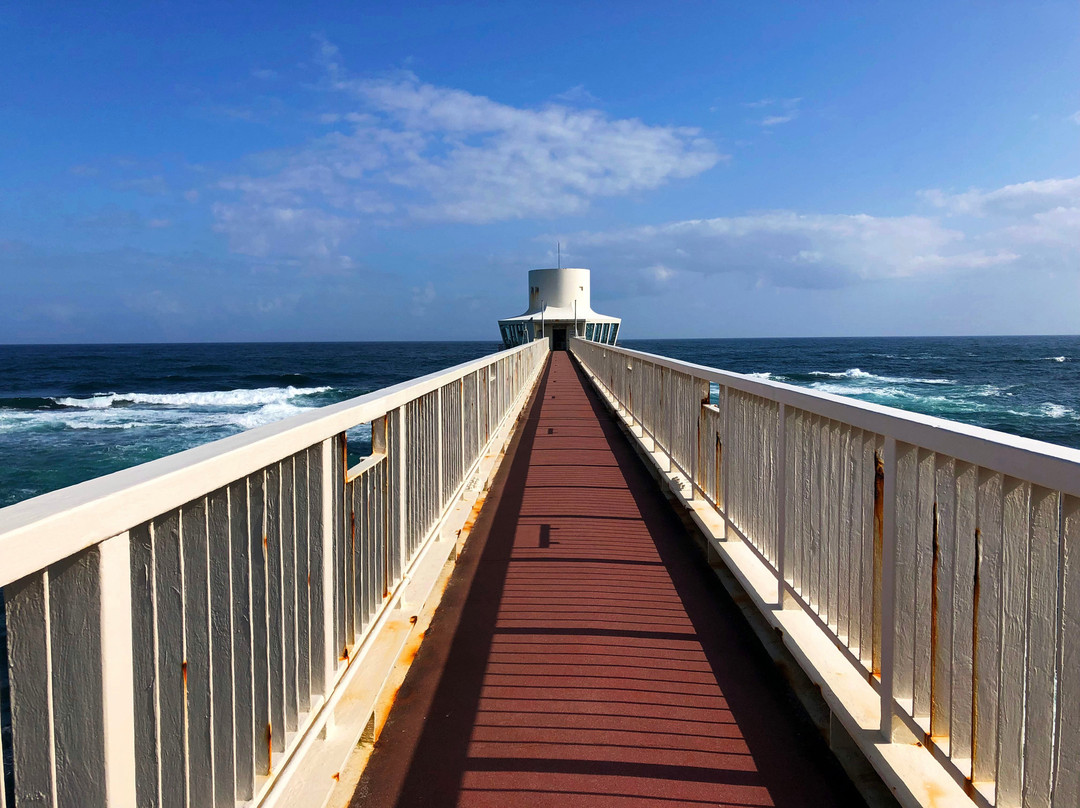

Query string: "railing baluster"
[266, 464, 287, 757]
[182, 499, 213, 803]
[229, 479, 254, 798]
[6, 569, 56, 806]
[1024, 486, 1060, 807]
[249, 470, 270, 777]
[311, 443, 331, 698]
[154, 510, 186, 808]
[880, 436, 898, 739]
[208, 487, 236, 806]
[1056, 496, 1080, 800]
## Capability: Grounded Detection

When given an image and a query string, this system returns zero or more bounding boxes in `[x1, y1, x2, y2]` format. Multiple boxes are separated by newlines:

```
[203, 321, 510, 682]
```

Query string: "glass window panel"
[609, 323, 619, 344]
[585, 322, 594, 340]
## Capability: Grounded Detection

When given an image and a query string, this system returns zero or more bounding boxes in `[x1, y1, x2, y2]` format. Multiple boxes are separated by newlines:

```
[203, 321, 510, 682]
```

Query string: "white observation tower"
[498, 267, 621, 351]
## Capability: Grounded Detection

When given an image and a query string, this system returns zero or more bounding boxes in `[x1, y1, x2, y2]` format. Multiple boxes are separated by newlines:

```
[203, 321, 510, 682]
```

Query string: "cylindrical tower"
[526, 268, 591, 313]
[498, 267, 620, 350]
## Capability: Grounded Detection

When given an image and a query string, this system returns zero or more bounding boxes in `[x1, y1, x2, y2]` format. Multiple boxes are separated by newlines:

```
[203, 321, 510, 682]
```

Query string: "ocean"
[1, 336, 1078, 509]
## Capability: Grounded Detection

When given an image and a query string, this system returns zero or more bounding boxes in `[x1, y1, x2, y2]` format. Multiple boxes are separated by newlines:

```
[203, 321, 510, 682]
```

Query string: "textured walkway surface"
[351, 352, 863, 807]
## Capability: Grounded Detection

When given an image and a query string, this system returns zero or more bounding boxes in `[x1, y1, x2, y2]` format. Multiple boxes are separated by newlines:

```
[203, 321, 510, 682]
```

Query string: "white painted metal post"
[459, 378, 465, 487]
[6, 570, 57, 807]
[395, 406, 408, 577]
[436, 387, 444, 509]
[723, 386, 732, 540]
[689, 378, 697, 501]
[98, 532, 138, 806]
[319, 439, 336, 702]
[879, 436, 899, 739]
[776, 405, 788, 607]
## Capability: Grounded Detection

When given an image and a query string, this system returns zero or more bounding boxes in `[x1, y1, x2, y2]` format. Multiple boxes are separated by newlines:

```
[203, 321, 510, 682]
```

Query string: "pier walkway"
[351, 352, 861, 807]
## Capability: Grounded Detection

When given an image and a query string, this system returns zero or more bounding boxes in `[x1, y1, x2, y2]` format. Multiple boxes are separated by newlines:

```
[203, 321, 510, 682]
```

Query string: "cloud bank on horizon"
[1, 3, 1077, 341]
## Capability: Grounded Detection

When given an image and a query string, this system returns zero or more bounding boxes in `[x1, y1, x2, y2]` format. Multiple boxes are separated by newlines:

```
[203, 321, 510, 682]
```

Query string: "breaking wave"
[802, 368, 955, 385]
[51, 386, 331, 410]
[0, 386, 336, 435]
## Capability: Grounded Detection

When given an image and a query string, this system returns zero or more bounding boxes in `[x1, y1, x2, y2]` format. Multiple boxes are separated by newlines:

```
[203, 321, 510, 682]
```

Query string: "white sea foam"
[746, 372, 773, 380]
[807, 368, 954, 385]
[1040, 403, 1076, 419]
[1048, 356, 1068, 363]
[0, 386, 338, 435]
[808, 368, 874, 379]
[808, 382, 910, 398]
[54, 386, 331, 410]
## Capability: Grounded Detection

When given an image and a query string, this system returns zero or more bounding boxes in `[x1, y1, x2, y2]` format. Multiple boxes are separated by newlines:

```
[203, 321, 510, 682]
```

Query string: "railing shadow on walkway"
[350, 353, 866, 808]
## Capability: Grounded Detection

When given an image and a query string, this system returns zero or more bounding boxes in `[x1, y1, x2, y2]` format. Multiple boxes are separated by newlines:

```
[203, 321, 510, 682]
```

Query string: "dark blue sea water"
[1, 335, 1079, 791]
[1, 337, 1078, 510]
[628, 336, 1080, 451]
[0, 341, 502, 509]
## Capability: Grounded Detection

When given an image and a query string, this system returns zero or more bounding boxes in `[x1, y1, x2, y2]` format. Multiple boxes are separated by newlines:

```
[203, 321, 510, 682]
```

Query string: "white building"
[498, 267, 621, 350]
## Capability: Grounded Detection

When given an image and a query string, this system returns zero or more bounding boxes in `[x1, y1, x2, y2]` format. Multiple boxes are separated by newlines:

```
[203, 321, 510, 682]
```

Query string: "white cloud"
[552, 85, 600, 106]
[211, 42, 721, 259]
[558, 210, 1019, 291]
[1070, 110, 1080, 125]
[559, 175, 1080, 292]
[746, 97, 801, 127]
[338, 70, 720, 221]
[918, 176, 1080, 271]
[761, 114, 797, 127]
[211, 202, 355, 265]
[920, 176, 1080, 217]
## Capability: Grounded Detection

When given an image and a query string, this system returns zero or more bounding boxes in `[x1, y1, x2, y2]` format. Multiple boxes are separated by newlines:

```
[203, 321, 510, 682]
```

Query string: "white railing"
[572, 337, 1080, 808]
[0, 340, 547, 808]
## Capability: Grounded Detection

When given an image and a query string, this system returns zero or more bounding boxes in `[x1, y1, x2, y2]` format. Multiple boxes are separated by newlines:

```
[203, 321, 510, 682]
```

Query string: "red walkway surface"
[351, 353, 863, 807]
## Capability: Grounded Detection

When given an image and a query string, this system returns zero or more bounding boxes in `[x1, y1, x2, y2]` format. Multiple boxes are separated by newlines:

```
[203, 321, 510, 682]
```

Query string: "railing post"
[666, 370, 675, 473]
[879, 436, 899, 739]
[689, 378, 697, 501]
[723, 386, 732, 540]
[98, 532, 138, 806]
[776, 404, 788, 607]
[459, 378, 465, 484]
[319, 438, 336, 703]
[436, 387, 444, 510]
[395, 406, 408, 573]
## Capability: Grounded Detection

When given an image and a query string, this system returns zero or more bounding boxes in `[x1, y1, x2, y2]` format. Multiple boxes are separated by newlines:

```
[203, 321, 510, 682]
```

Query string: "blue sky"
[1, 1, 1078, 342]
